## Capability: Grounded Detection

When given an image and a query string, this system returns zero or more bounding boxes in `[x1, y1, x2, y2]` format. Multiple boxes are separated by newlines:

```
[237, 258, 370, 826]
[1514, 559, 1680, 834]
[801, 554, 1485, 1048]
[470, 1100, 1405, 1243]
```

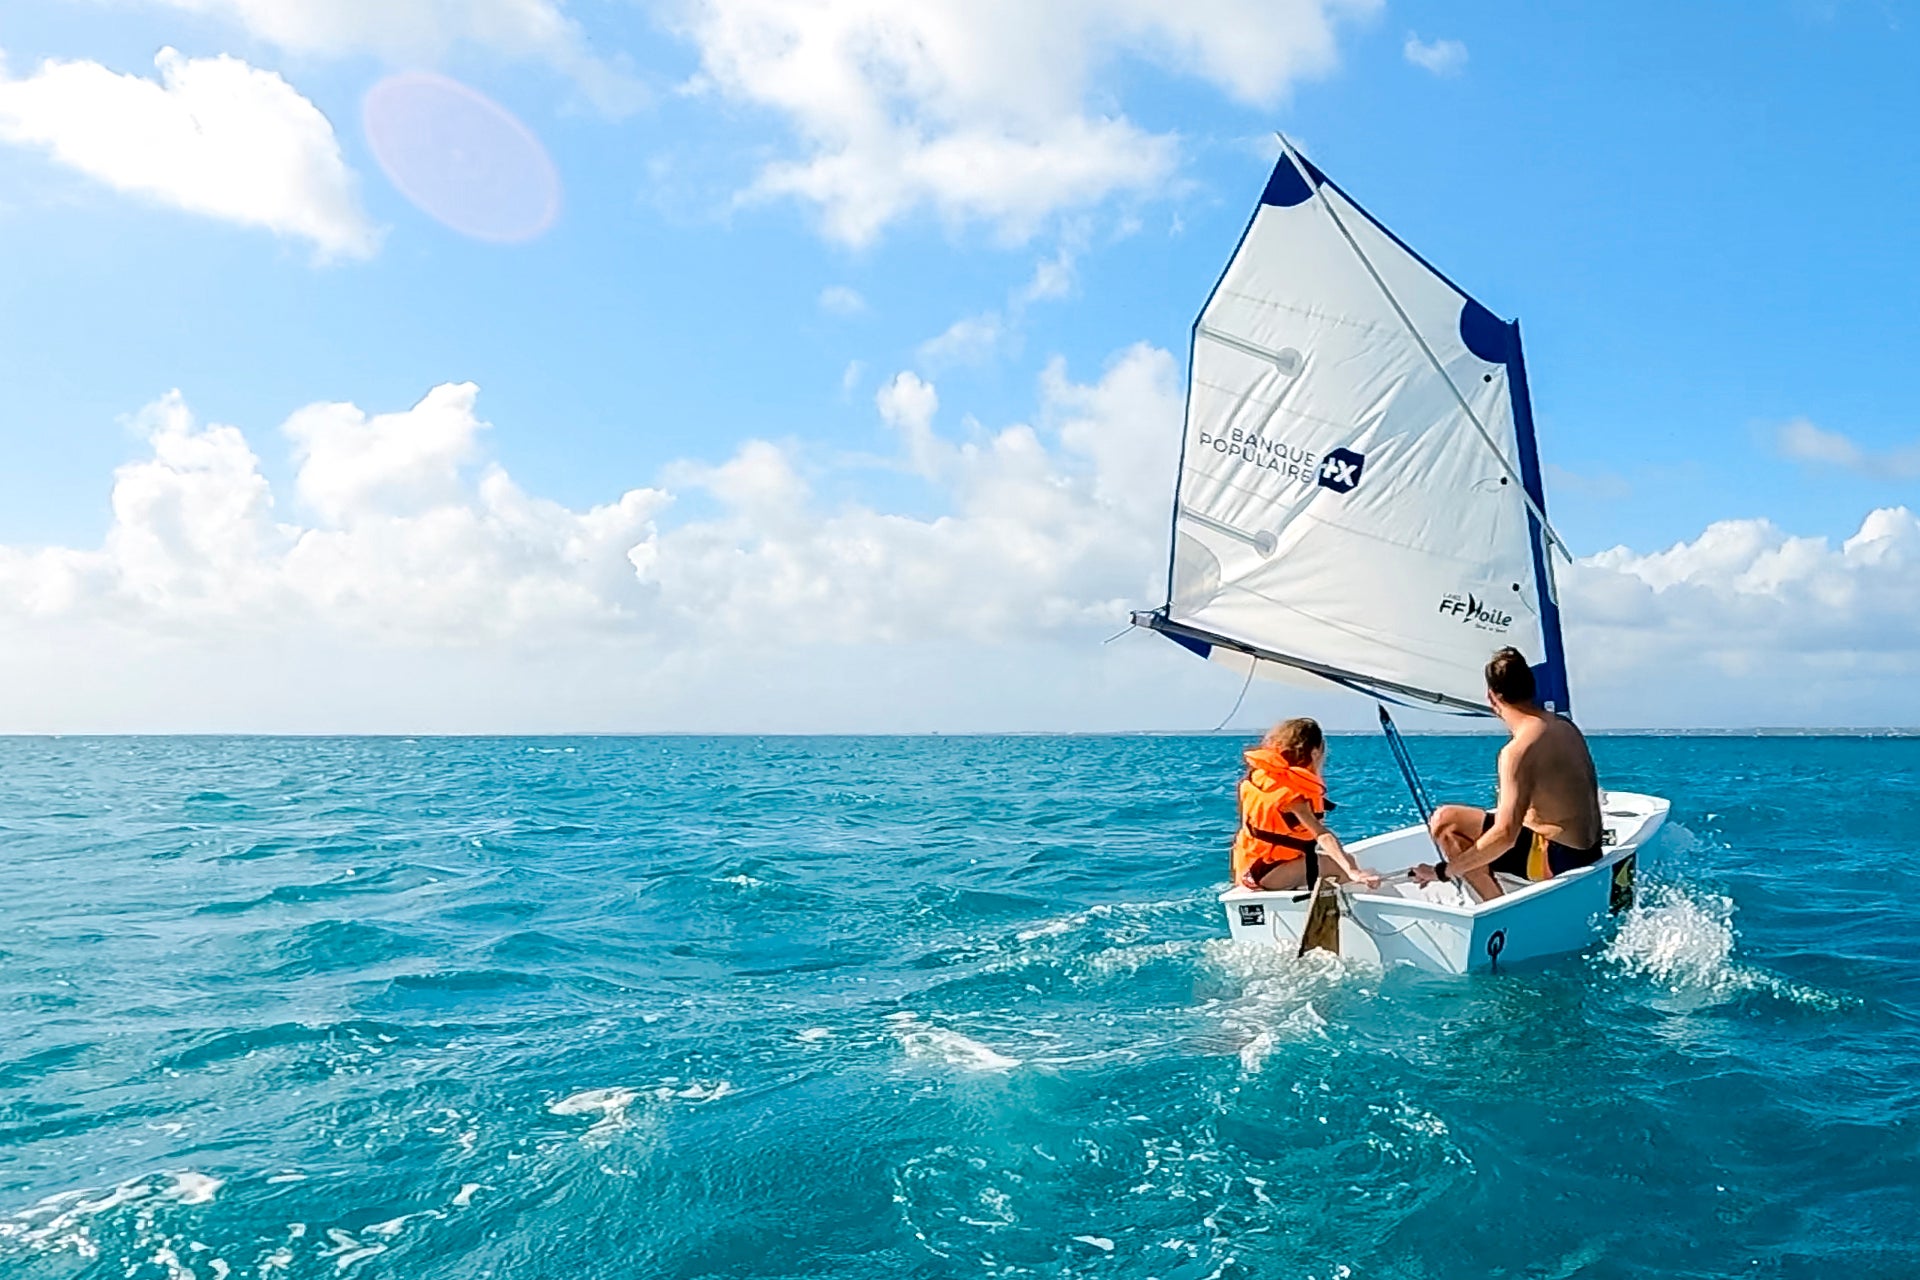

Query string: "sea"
[3, 733, 1917, 1280]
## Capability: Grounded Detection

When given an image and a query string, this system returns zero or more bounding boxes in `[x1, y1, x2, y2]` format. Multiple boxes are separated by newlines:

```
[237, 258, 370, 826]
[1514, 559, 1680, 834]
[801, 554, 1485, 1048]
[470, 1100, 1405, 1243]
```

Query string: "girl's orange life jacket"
[1231, 748, 1329, 887]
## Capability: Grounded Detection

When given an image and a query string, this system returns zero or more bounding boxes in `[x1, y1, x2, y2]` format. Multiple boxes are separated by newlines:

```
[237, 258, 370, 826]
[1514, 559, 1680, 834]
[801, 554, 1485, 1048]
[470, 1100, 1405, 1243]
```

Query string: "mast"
[1503, 323, 1572, 715]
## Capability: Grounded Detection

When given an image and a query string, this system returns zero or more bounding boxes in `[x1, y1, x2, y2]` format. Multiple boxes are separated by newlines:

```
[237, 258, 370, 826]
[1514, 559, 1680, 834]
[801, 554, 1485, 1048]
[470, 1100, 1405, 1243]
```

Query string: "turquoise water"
[3, 734, 1917, 1279]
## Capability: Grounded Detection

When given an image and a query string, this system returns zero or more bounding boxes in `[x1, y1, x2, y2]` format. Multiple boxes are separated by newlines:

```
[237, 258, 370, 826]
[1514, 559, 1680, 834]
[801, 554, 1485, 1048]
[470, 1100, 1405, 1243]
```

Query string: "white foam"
[890, 1014, 1021, 1072]
[1604, 884, 1844, 1009]
[452, 1184, 483, 1207]
[1605, 885, 1737, 988]
[654, 1079, 732, 1103]
[319, 1227, 386, 1271]
[547, 1087, 636, 1144]
[796, 1027, 832, 1043]
[152, 1245, 193, 1280]
[1074, 1235, 1115, 1252]
[166, 1172, 223, 1205]
[1083, 939, 1198, 977]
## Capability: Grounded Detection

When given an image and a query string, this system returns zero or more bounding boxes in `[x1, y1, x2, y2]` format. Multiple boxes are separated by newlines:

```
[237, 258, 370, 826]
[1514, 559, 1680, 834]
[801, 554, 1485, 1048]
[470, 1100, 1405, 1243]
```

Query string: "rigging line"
[1101, 622, 1133, 644]
[1212, 661, 1258, 732]
[1275, 134, 1571, 564]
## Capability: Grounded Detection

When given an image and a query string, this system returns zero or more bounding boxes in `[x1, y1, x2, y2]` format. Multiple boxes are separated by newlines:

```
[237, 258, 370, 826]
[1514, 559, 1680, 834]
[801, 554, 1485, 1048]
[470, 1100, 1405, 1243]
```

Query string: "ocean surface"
[3, 734, 1917, 1280]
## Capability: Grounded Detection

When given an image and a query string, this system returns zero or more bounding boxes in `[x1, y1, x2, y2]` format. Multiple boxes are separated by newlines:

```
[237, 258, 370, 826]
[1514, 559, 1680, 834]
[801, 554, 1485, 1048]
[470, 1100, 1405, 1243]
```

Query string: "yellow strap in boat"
[1526, 831, 1550, 881]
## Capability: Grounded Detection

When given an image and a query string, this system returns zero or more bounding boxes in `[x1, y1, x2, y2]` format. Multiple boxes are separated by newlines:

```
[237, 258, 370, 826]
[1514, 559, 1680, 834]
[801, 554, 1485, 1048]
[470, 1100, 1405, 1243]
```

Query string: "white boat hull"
[1220, 791, 1669, 973]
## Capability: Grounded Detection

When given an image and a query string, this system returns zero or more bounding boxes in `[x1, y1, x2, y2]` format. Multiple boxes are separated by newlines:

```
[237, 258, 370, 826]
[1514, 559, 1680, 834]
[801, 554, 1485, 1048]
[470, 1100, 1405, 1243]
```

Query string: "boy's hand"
[1411, 863, 1439, 885]
[1353, 869, 1382, 890]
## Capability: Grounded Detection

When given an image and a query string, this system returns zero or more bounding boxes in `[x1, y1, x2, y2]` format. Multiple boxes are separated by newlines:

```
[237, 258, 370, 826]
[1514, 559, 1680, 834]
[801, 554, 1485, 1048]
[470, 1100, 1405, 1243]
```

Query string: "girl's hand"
[1352, 869, 1383, 890]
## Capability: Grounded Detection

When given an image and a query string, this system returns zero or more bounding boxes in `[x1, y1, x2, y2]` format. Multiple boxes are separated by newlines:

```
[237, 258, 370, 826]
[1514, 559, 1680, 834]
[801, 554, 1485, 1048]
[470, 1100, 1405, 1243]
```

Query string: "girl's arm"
[1289, 803, 1382, 888]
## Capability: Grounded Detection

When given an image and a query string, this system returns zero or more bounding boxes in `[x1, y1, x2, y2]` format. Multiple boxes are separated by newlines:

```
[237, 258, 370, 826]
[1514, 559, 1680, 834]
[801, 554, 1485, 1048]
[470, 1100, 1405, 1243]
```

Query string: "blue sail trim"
[1291, 153, 1500, 317]
[1503, 322, 1571, 715]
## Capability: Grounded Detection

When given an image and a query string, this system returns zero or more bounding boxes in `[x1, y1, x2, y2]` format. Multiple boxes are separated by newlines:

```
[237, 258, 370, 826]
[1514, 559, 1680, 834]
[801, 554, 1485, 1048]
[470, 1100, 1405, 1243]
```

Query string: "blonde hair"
[1263, 717, 1324, 766]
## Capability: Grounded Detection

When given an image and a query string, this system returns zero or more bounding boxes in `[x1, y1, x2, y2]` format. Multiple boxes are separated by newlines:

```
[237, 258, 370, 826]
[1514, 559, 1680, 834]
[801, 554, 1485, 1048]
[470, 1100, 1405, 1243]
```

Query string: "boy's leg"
[1427, 804, 1486, 857]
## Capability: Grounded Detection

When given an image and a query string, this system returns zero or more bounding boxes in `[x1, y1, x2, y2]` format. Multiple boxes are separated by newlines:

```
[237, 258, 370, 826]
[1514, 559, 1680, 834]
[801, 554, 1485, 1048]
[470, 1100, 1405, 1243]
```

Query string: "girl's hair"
[1263, 717, 1324, 766]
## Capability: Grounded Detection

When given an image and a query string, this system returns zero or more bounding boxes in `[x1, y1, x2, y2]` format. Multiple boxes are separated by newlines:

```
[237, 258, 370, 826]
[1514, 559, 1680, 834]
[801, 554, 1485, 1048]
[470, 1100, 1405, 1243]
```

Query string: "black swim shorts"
[1480, 812, 1602, 880]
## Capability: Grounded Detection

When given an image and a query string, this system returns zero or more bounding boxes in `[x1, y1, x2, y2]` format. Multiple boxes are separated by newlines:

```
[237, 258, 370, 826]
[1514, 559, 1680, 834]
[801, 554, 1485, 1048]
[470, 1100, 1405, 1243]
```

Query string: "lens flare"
[362, 71, 560, 244]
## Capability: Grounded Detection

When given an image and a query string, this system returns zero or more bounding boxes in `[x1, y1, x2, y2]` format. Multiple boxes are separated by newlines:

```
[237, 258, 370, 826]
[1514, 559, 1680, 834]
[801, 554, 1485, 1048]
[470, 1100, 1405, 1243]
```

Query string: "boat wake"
[1602, 883, 1845, 1010]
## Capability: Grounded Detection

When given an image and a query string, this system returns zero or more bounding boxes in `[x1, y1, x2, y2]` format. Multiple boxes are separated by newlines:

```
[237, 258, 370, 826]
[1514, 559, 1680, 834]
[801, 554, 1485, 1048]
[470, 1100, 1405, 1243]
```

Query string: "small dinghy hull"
[1221, 791, 1668, 973]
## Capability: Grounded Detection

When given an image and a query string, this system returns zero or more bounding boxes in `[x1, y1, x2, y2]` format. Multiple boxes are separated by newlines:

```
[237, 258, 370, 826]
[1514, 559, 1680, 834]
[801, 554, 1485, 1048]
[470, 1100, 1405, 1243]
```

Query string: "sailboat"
[1132, 140, 1667, 973]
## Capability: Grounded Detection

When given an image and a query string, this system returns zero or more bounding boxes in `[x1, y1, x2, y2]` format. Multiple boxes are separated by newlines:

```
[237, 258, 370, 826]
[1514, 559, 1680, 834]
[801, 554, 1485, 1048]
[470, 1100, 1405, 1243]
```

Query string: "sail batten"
[1154, 146, 1571, 713]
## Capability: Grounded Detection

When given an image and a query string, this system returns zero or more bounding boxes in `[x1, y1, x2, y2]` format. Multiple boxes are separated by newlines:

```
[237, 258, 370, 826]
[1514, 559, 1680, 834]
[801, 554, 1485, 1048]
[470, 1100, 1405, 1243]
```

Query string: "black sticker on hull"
[1238, 904, 1266, 927]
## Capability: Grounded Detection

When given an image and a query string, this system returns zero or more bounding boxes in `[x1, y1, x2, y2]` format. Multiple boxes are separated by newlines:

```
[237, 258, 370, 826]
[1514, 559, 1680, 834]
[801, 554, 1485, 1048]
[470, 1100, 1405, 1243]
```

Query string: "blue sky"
[0, 1, 1915, 731]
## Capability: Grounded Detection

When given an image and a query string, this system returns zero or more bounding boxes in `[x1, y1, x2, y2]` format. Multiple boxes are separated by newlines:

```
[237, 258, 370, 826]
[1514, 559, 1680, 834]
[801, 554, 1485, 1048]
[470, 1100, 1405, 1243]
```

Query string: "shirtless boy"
[1414, 647, 1603, 901]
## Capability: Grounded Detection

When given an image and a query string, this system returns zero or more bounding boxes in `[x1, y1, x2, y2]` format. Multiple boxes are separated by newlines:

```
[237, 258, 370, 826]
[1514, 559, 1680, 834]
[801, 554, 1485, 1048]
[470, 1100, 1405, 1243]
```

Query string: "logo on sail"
[1438, 592, 1513, 632]
[1316, 448, 1365, 494]
[1193, 433, 1367, 496]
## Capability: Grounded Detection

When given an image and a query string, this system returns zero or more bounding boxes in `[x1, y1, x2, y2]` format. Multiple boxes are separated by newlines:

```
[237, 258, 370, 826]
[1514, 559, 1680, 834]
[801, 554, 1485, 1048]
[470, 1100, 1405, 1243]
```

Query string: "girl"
[1231, 718, 1380, 891]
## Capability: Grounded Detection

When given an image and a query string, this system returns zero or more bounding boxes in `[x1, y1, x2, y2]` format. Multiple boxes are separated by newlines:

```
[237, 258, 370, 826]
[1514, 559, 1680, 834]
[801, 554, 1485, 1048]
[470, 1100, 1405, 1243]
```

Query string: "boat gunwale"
[1218, 792, 1669, 924]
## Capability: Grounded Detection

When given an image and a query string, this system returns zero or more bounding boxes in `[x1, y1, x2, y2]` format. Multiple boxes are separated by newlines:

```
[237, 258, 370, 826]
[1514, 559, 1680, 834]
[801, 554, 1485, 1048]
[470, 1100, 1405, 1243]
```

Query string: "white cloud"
[1775, 417, 1920, 477]
[5, 355, 1918, 730]
[677, 0, 1380, 244]
[840, 359, 867, 398]
[1403, 33, 1468, 77]
[916, 235, 1083, 370]
[0, 346, 1189, 729]
[141, 0, 644, 114]
[817, 284, 868, 316]
[0, 383, 665, 642]
[875, 370, 943, 477]
[1017, 245, 1078, 305]
[0, 47, 378, 260]
[917, 312, 1006, 368]
[1567, 507, 1920, 725]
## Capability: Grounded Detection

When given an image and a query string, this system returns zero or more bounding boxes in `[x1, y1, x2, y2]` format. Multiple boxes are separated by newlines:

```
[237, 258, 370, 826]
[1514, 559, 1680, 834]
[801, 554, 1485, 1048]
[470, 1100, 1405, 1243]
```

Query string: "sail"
[1147, 146, 1569, 714]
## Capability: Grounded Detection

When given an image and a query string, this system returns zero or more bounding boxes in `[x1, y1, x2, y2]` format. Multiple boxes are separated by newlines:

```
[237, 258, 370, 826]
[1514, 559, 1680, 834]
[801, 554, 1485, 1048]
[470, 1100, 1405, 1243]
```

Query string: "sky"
[0, 0, 1915, 733]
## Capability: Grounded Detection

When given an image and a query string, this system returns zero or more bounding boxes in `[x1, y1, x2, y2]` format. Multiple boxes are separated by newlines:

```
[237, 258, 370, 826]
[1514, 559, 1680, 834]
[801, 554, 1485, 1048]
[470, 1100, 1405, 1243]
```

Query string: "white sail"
[1148, 146, 1569, 713]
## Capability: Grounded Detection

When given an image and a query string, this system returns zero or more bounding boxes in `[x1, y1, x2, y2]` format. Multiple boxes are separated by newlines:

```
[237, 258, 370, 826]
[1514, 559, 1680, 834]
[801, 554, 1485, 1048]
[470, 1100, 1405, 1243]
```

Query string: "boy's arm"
[1447, 742, 1533, 877]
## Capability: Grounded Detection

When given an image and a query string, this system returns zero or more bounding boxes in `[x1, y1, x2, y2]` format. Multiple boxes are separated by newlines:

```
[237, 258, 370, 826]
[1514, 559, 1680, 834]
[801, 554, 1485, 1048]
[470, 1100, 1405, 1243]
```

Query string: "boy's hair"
[1263, 717, 1324, 766]
[1484, 647, 1537, 705]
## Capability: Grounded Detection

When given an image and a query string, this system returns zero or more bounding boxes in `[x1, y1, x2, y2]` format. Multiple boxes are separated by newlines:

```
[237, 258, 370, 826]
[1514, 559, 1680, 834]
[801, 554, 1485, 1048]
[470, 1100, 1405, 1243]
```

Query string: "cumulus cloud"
[1567, 508, 1920, 725]
[141, 0, 644, 114]
[0, 346, 1190, 729]
[1403, 33, 1468, 77]
[4, 352, 1916, 730]
[1775, 417, 1920, 478]
[676, 0, 1380, 243]
[0, 47, 378, 260]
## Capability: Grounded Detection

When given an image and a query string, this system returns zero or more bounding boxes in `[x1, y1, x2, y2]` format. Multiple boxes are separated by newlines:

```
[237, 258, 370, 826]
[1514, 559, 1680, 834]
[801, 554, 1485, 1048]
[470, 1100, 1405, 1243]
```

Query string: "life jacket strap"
[1243, 825, 1317, 855]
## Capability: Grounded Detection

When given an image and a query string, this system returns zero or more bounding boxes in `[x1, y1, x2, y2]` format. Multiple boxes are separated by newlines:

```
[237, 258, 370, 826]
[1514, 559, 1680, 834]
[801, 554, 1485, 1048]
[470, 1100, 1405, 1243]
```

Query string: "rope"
[1277, 134, 1570, 563]
[1333, 884, 1427, 939]
[1211, 661, 1257, 732]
